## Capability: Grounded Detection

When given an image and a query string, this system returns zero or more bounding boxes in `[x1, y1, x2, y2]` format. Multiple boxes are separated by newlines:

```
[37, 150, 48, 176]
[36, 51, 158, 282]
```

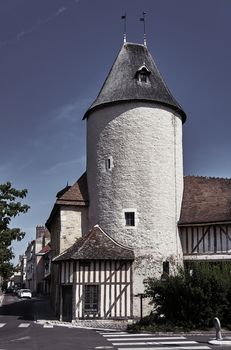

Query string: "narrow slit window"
[105, 156, 113, 172]
[125, 212, 135, 226]
[163, 261, 170, 275]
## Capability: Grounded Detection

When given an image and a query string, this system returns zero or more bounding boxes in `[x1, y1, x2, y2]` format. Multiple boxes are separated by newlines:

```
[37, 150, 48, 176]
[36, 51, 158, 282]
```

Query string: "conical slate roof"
[84, 43, 186, 122]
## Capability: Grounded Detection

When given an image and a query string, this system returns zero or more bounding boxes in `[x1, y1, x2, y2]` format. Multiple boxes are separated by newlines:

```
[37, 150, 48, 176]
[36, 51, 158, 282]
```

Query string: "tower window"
[105, 156, 113, 172]
[163, 261, 170, 275]
[125, 212, 135, 226]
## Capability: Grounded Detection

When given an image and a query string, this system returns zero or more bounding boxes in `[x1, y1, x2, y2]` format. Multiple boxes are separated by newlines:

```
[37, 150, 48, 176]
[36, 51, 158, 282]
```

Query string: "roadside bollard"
[213, 317, 222, 340]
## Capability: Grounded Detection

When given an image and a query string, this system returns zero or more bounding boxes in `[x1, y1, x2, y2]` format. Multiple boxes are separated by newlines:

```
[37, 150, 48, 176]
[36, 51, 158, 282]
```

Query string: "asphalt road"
[0, 294, 109, 350]
[0, 293, 228, 350]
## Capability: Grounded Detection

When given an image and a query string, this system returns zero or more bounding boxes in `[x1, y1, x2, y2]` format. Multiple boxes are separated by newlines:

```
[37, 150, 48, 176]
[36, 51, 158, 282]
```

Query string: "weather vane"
[140, 12, 147, 46]
[121, 13, 127, 43]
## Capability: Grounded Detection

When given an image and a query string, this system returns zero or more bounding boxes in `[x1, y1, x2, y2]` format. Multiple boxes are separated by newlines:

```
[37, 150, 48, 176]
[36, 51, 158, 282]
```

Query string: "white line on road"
[117, 346, 211, 350]
[105, 335, 186, 340]
[0, 323, 6, 328]
[107, 337, 186, 341]
[103, 333, 178, 337]
[113, 340, 198, 346]
[18, 323, 30, 328]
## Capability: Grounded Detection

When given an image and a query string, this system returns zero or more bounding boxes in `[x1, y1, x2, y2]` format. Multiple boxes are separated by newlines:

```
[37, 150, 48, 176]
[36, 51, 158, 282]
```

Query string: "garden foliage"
[143, 262, 231, 330]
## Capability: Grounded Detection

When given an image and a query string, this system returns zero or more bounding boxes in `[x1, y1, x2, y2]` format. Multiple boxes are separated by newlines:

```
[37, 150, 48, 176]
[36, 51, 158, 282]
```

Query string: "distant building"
[24, 226, 50, 294]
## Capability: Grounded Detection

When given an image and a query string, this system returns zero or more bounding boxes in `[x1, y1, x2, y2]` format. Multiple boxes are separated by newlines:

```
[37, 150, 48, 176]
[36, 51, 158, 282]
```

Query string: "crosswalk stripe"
[107, 337, 186, 341]
[113, 340, 198, 346]
[0, 323, 6, 328]
[103, 333, 175, 337]
[18, 323, 30, 328]
[117, 346, 211, 350]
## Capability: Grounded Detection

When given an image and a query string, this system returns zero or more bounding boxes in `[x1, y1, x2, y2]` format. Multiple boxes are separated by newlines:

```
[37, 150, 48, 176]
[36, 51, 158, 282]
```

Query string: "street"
[0, 293, 228, 350]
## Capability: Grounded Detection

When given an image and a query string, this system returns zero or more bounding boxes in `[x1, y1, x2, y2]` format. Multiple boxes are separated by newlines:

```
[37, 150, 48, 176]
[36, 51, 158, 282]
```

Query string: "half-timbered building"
[53, 225, 134, 321]
[179, 176, 231, 262]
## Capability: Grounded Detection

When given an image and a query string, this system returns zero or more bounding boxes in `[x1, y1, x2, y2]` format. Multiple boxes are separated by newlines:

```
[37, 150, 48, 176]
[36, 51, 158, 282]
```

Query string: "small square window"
[125, 212, 135, 226]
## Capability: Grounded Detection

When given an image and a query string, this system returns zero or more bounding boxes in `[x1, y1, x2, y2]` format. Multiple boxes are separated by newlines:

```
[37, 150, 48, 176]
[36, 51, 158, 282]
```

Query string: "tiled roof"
[56, 172, 88, 206]
[53, 225, 134, 262]
[46, 173, 88, 230]
[179, 176, 231, 225]
[84, 43, 186, 122]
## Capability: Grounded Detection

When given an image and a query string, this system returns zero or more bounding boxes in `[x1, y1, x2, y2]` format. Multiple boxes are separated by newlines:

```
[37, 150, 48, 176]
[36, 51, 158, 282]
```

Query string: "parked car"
[18, 289, 32, 299]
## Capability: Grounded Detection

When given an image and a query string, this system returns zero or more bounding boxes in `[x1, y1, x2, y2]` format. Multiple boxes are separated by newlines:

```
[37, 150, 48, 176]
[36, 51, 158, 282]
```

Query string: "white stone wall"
[87, 101, 184, 317]
[60, 206, 88, 253]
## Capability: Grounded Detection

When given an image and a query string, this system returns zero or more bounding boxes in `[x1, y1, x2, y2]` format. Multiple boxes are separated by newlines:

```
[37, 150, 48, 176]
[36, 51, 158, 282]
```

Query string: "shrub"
[142, 261, 231, 330]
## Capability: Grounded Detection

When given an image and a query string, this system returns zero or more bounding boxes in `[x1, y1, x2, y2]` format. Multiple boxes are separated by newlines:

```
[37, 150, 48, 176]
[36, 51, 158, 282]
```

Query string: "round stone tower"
[84, 42, 186, 317]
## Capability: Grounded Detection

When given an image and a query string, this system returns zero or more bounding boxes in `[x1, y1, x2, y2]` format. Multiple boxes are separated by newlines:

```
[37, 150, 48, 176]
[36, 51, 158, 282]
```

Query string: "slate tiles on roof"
[179, 176, 231, 225]
[53, 225, 134, 262]
[84, 43, 186, 122]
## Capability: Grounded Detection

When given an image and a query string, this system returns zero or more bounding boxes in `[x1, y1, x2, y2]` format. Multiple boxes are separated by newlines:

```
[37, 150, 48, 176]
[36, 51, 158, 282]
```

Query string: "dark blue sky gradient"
[0, 0, 231, 263]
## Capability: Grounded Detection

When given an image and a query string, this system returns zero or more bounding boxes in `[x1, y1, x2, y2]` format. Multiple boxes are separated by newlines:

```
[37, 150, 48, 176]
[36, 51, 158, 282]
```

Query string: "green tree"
[0, 182, 29, 281]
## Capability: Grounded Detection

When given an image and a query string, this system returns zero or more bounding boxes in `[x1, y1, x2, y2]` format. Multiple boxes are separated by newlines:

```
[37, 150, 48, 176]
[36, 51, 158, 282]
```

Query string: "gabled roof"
[84, 43, 186, 122]
[46, 173, 89, 230]
[56, 172, 88, 206]
[53, 225, 134, 262]
[179, 176, 231, 225]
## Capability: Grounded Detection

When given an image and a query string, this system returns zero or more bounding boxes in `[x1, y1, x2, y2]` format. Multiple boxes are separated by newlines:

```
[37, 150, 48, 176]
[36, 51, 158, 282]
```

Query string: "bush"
[141, 262, 231, 330]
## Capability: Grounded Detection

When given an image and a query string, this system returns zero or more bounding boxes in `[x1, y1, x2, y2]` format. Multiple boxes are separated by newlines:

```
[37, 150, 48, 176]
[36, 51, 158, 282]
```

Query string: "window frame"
[84, 283, 100, 313]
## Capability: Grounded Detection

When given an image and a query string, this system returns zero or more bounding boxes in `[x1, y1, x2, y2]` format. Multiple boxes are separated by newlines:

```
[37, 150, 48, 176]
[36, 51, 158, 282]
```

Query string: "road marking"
[10, 336, 31, 342]
[0, 323, 6, 328]
[95, 347, 114, 349]
[107, 337, 186, 341]
[117, 347, 211, 350]
[99, 332, 128, 335]
[113, 340, 198, 346]
[103, 333, 169, 337]
[18, 323, 30, 328]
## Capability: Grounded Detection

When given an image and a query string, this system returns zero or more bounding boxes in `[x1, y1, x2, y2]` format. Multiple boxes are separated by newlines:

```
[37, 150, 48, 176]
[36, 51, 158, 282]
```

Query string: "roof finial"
[140, 11, 147, 46]
[121, 13, 127, 43]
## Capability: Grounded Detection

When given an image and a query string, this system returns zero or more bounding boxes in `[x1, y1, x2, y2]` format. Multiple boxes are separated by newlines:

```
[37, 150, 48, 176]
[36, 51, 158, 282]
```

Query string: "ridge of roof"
[83, 42, 186, 122]
[184, 175, 231, 181]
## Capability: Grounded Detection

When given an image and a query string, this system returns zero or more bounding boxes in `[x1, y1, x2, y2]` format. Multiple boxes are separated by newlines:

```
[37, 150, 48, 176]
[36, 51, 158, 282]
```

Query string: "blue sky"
[1, 0, 231, 264]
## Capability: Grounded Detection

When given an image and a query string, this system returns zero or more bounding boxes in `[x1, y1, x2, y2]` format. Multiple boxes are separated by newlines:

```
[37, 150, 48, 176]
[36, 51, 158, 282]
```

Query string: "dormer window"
[135, 63, 151, 84]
